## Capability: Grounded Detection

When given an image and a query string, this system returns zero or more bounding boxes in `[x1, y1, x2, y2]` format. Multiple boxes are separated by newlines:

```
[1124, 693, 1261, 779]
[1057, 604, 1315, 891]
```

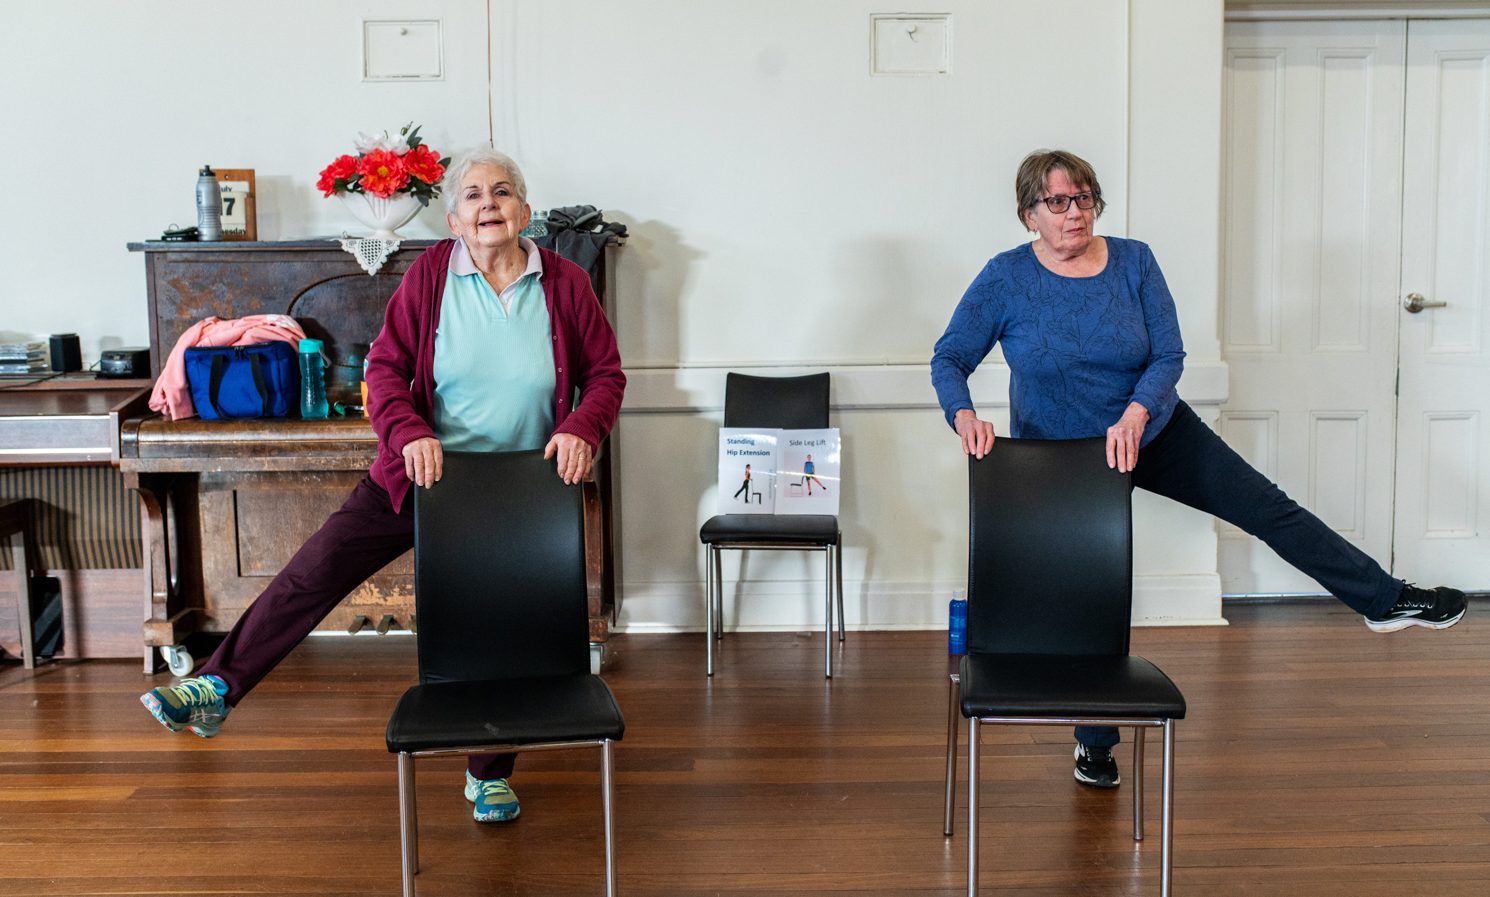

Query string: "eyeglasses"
[1033, 192, 1099, 214]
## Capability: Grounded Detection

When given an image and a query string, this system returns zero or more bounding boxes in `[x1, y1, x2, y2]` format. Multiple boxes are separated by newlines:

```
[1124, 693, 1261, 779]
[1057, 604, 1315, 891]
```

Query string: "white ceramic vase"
[338, 192, 422, 239]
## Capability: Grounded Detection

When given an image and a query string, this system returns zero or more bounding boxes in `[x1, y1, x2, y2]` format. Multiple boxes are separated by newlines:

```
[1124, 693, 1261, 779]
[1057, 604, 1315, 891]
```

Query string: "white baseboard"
[616, 575, 1228, 633]
[1131, 574, 1229, 626]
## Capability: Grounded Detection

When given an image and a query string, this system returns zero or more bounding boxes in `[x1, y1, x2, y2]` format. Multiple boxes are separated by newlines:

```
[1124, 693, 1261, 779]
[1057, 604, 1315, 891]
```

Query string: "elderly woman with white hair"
[141, 148, 625, 824]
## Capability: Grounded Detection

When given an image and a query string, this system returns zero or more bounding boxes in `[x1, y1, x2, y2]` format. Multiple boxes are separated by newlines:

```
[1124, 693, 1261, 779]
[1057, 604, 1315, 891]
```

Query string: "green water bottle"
[298, 338, 329, 420]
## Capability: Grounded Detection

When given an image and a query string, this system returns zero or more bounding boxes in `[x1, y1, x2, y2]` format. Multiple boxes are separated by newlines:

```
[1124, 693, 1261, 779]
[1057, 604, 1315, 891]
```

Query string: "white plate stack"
[0, 341, 47, 376]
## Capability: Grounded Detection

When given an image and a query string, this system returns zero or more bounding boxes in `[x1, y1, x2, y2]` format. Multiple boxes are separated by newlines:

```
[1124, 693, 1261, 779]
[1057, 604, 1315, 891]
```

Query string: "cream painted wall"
[0, 0, 491, 362]
[491, 0, 1228, 629]
[0, 0, 1229, 632]
[494, 0, 1131, 367]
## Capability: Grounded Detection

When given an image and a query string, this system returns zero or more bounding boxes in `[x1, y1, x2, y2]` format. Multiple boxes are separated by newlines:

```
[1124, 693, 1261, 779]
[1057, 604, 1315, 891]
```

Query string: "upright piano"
[123, 240, 619, 674]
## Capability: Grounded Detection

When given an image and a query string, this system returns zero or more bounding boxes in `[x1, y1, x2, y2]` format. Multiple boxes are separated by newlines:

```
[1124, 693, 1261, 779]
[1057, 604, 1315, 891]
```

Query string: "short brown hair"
[1014, 149, 1106, 229]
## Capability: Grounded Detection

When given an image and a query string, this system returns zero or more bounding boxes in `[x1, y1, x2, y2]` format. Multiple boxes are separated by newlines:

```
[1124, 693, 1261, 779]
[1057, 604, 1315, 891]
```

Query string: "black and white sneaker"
[1365, 585, 1467, 633]
[1073, 744, 1120, 789]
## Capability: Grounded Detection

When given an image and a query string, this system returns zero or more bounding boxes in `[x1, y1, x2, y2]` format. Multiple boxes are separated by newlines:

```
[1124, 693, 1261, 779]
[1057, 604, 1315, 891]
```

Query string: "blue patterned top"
[931, 237, 1185, 447]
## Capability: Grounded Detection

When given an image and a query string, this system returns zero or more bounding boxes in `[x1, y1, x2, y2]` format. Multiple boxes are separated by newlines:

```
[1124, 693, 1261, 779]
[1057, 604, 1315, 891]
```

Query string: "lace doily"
[338, 236, 401, 275]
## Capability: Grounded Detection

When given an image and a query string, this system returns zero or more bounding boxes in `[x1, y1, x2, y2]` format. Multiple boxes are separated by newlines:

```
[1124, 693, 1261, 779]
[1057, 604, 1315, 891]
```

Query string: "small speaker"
[48, 333, 81, 373]
[99, 347, 150, 378]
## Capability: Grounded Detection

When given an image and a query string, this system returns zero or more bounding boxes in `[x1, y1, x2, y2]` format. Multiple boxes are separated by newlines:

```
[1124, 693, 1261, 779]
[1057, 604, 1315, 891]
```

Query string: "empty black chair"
[387, 450, 624, 897]
[699, 372, 844, 677]
[942, 438, 1185, 896]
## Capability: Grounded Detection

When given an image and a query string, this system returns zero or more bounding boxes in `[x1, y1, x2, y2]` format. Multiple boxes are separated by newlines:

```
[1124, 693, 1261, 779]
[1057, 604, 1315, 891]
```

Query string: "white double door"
[1221, 18, 1490, 595]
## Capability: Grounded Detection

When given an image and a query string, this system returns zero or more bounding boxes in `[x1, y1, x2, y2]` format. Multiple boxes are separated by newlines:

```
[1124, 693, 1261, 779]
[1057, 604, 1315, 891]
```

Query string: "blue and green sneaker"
[464, 771, 521, 823]
[140, 675, 230, 738]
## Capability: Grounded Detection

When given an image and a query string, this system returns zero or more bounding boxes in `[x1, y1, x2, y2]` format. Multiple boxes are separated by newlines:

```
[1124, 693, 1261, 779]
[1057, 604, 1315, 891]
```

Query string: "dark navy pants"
[199, 477, 515, 779]
[1076, 401, 1402, 749]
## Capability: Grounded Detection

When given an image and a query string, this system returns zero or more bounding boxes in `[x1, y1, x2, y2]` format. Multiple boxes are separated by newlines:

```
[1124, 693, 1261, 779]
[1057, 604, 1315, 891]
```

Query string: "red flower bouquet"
[316, 123, 450, 206]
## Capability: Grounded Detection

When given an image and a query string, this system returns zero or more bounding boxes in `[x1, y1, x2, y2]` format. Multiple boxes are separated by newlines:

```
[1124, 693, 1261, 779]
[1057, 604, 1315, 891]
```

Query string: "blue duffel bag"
[184, 341, 300, 420]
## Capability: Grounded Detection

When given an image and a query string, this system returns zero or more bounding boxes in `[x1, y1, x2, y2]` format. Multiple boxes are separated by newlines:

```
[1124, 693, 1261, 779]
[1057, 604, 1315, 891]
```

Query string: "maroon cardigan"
[364, 239, 626, 513]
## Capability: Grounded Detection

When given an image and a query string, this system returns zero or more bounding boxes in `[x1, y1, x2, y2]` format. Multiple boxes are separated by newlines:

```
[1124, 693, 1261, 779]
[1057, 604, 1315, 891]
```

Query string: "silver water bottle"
[196, 165, 222, 241]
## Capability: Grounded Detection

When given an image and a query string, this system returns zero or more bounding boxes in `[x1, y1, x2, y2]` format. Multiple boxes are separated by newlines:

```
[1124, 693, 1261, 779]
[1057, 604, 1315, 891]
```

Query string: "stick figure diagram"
[732, 463, 753, 503]
[801, 453, 828, 495]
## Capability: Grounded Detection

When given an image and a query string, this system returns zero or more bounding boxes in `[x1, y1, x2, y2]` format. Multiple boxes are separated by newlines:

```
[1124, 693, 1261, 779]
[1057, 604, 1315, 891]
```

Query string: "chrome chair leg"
[967, 717, 980, 897]
[602, 739, 616, 897]
[713, 547, 725, 641]
[705, 545, 715, 676]
[1161, 719, 1176, 897]
[943, 673, 960, 836]
[397, 752, 418, 897]
[823, 547, 833, 678]
[835, 537, 845, 641]
[1133, 725, 1145, 841]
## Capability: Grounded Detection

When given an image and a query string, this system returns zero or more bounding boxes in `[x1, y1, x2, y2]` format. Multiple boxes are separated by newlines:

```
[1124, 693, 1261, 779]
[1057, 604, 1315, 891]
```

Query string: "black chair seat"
[700, 513, 839, 545]
[387, 675, 624, 753]
[960, 653, 1186, 720]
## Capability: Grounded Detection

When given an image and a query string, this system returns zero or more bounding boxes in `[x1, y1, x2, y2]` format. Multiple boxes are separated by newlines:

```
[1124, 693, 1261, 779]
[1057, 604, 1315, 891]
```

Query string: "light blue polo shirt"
[432, 237, 556, 451]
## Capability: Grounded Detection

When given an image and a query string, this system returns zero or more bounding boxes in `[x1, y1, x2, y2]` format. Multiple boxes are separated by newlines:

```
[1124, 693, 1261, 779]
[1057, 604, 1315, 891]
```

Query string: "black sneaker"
[1074, 744, 1121, 789]
[1365, 584, 1467, 633]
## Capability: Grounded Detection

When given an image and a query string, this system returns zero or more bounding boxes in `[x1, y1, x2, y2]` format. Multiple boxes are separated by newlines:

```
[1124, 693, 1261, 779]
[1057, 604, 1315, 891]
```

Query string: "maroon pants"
[199, 477, 515, 780]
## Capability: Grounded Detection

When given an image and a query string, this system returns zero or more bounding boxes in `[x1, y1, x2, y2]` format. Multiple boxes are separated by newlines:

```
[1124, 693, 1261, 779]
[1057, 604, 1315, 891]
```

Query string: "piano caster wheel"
[161, 645, 193, 677]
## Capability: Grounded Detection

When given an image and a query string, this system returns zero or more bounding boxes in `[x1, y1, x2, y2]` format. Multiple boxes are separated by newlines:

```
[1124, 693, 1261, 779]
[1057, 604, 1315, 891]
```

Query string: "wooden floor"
[1, 600, 1488, 897]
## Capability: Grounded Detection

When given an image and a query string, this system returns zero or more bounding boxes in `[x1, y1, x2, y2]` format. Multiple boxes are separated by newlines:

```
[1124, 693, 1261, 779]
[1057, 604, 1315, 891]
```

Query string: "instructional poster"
[716, 427, 841, 516]
[775, 428, 840, 516]
[717, 428, 777, 514]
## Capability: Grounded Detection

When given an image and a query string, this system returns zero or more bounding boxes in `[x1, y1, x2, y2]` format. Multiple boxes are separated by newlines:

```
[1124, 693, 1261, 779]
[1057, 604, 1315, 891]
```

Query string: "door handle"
[1404, 292, 1447, 313]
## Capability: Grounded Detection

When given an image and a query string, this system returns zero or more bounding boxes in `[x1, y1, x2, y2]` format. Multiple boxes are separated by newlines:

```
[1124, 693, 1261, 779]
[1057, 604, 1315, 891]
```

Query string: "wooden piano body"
[122, 240, 618, 674]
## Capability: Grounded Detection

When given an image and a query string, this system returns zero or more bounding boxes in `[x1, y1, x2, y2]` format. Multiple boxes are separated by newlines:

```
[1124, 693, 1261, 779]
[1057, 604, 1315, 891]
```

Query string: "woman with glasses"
[931, 148, 1466, 792]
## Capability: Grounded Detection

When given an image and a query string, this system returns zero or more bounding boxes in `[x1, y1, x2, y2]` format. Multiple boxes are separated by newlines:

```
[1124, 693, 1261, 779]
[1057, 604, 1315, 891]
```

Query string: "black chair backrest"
[723, 372, 830, 429]
[414, 450, 590, 684]
[967, 437, 1132, 657]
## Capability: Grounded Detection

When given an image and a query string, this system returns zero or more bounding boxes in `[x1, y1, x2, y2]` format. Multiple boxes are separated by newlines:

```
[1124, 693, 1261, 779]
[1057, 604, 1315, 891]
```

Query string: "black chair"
[699, 372, 844, 677]
[942, 438, 1185, 897]
[387, 450, 624, 897]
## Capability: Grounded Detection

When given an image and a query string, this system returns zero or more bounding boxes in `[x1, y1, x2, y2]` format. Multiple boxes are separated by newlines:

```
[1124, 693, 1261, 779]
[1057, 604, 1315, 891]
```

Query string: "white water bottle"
[196, 165, 222, 241]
